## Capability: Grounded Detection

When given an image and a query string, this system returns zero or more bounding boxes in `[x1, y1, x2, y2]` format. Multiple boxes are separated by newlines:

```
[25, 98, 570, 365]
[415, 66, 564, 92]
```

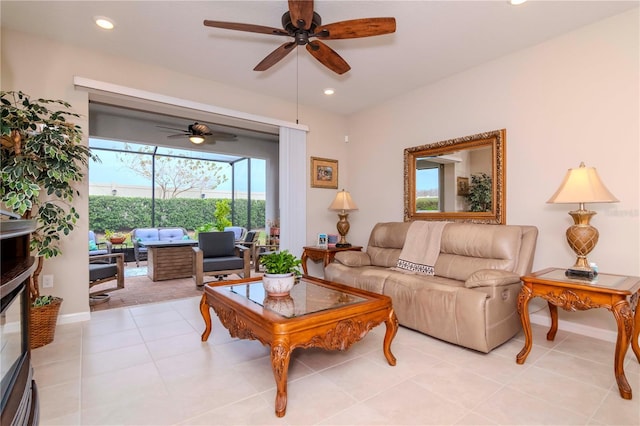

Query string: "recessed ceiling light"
[324, 88, 335, 95]
[94, 16, 115, 30]
[510, 0, 527, 5]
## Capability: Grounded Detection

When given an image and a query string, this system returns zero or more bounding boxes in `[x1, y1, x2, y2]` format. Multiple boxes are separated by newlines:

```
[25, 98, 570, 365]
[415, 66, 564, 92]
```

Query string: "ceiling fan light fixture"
[189, 135, 205, 144]
[94, 16, 115, 30]
[509, 0, 527, 5]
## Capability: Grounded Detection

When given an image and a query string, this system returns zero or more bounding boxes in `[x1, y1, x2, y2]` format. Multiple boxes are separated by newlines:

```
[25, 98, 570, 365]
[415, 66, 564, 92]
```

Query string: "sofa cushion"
[366, 222, 412, 267]
[202, 256, 244, 272]
[334, 251, 371, 267]
[199, 231, 236, 258]
[435, 223, 523, 281]
[158, 228, 186, 241]
[135, 228, 159, 242]
[465, 269, 521, 288]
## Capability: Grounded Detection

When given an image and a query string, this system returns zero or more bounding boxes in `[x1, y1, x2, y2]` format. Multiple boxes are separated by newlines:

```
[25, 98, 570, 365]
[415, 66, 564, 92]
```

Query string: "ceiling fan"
[158, 122, 237, 145]
[203, 0, 396, 75]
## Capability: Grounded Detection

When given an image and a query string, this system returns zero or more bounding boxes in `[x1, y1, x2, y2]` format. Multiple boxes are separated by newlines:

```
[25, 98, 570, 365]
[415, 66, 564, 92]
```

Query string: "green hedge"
[89, 196, 265, 232]
[416, 198, 439, 211]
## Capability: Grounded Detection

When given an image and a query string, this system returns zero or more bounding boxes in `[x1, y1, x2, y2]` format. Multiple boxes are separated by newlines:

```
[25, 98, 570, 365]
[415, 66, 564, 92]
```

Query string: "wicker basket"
[30, 297, 63, 349]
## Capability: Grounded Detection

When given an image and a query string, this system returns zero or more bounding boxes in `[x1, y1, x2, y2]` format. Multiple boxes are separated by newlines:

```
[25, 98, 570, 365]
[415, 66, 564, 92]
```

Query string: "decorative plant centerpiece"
[260, 250, 302, 297]
[104, 229, 129, 244]
[1, 91, 95, 347]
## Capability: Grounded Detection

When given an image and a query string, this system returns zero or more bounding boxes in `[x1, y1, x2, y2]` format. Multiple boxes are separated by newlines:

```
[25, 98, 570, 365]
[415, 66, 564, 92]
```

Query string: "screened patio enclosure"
[88, 138, 267, 235]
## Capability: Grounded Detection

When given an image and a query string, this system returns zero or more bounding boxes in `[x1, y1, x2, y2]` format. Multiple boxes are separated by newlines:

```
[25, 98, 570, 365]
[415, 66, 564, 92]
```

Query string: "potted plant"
[466, 172, 493, 212]
[1, 90, 95, 347]
[259, 250, 302, 297]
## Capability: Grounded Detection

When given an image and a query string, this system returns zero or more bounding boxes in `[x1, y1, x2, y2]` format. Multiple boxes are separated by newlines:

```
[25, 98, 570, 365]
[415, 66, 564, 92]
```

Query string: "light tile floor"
[33, 296, 640, 425]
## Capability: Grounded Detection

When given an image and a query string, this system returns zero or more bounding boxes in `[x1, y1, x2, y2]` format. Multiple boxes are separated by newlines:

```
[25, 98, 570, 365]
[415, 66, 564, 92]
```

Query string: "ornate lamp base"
[335, 212, 351, 248]
[565, 208, 599, 279]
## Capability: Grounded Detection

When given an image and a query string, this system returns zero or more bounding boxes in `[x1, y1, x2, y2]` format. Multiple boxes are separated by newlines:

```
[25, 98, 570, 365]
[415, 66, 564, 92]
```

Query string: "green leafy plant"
[466, 172, 493, 212]
[213, 199, 232, 231]
[104, 229, 129, 241]
[260, 250, 302, 276]
[32, 295, 58, 307]
[1, 90, 96, 300]
[194, 222, 214, 238]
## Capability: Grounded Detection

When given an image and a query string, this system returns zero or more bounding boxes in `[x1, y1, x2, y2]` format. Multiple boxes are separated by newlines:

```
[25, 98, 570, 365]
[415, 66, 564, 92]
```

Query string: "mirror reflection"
[404, 129, 506, 224]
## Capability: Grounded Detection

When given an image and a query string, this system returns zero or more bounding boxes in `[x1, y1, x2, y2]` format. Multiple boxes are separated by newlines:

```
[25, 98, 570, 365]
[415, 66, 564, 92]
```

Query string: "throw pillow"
[89, 241, 98, 251]
[465, 269, 520, 288]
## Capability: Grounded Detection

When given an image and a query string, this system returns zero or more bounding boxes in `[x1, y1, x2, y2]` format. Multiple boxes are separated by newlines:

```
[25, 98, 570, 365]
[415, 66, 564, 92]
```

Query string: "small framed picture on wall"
[310, 157, 338, 189]
[317, 233, 328, 248]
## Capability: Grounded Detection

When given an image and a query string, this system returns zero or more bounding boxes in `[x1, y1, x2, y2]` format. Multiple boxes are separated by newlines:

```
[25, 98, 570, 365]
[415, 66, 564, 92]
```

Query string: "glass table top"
[538, 269, 630, 290]
[227, 280, 366, 318]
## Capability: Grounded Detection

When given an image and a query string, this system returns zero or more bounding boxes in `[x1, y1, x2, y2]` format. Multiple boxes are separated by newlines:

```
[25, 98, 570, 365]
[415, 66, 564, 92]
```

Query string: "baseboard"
[57, 311, 91, 324]
[529, 312, 617, 343]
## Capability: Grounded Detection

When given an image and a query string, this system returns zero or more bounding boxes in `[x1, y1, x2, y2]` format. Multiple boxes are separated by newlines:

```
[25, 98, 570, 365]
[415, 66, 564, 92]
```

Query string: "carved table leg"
[383, 309, 398, 366]
[301, 251, 309, 275]
[516, 286, 533, 364]
[612, 300, 633, 399]
[547, 301, 558, 341]
[271, 340, 292, 417]
[632, 294, 640, 363]
[200, 294, 212, 342]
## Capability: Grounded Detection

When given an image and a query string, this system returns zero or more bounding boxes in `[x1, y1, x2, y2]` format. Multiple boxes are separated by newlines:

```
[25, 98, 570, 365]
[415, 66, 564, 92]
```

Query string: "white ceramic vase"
[262, 273, 295, 297]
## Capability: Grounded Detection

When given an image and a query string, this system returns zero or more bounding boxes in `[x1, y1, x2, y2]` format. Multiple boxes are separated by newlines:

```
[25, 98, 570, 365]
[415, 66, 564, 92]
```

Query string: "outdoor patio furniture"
[89, 230, 111, 256]
[131, 227, 188, 266]
[89, 253, 125, 305]
[193, 231, 250, 286]
[224, 226, 247, 241]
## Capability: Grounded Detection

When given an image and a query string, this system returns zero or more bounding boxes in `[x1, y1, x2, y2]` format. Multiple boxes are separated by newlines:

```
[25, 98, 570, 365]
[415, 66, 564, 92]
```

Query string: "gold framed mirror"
[404, 129, 506, 224]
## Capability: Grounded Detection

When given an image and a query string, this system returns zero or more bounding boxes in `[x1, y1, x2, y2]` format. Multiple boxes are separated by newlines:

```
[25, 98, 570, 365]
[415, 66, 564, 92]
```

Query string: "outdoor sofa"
[131, 227, 189, 266]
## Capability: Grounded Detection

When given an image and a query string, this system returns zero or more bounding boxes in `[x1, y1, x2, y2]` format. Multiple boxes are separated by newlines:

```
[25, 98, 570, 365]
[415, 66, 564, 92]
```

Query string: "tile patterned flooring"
[33, 296, 640, 425]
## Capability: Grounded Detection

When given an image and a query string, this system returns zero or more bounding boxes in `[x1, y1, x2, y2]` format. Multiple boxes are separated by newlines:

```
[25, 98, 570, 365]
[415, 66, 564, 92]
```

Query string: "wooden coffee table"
[200, 275, 398, 417]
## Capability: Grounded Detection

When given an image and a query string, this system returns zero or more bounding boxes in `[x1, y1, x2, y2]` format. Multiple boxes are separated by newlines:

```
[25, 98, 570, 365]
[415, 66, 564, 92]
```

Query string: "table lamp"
[547, 162, 618, 278]
[328, 189, 358, 248]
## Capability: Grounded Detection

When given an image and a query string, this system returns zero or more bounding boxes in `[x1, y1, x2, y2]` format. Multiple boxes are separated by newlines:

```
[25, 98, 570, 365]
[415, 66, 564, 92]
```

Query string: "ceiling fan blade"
[254, 42, 297, 71]
[306, 41, 350, 75]
[288, 0, 314, 30]
[157, 125, 187, 132]
[167, 134, 187, 139]
[209, 133, 237, 141]
[204, 20, 289, 36]
[315, 17, 396, 40]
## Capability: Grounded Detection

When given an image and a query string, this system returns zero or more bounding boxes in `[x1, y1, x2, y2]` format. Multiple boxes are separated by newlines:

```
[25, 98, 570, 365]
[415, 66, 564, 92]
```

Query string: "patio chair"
[89, 230, 112, 257]
[224, 226, 247, 241]
[193, 231, 250, 286]
[89, 253, 125, 305]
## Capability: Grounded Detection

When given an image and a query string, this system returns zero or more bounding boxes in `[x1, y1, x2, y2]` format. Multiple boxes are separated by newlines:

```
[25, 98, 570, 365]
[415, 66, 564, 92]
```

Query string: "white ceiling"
[2, 1, 637, 116]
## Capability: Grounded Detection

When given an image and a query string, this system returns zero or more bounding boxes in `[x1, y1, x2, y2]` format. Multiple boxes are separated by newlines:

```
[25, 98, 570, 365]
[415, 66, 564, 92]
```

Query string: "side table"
[516, 267, 640, 400]
[301, 245, 363, 276]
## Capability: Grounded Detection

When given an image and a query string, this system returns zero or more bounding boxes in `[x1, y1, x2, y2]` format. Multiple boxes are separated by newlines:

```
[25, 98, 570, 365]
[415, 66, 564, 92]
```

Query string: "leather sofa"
[131, 227, 188, 266]
[324, 222, 538, 353]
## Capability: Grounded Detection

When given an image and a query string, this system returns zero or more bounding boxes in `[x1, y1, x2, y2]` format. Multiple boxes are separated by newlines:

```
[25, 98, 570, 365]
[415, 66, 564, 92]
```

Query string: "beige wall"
[2, 8, 638, 337]
[1, 29, 347, 317]
[345, 9, 639, 336]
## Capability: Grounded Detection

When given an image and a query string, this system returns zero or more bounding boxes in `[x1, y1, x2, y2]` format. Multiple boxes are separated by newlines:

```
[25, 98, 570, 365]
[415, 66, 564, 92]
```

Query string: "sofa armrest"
[334, 251, 372, 267]
[464, 269, 521, 288]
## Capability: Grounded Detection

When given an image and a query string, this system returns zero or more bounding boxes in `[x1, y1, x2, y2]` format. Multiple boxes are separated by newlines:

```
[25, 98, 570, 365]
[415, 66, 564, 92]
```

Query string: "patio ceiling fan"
[203, 0, 396, 75]
[158, 122, 237, 145]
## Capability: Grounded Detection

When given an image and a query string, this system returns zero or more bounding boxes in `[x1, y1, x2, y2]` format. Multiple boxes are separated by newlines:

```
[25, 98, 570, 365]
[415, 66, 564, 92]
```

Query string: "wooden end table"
[516, 267, 640, 399]
[200, 275, 398, 417]
[301, 245, 363, 275]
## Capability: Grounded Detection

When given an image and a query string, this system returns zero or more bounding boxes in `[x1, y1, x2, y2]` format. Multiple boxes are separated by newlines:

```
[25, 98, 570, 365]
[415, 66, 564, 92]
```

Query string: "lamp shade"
[547, 162, 618, 204]
[329, 189, 358, 212]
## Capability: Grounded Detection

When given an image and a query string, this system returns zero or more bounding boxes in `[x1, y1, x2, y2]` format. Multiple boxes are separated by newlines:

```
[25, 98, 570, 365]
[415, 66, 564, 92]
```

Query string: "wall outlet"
[42, 275, 54, 288]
